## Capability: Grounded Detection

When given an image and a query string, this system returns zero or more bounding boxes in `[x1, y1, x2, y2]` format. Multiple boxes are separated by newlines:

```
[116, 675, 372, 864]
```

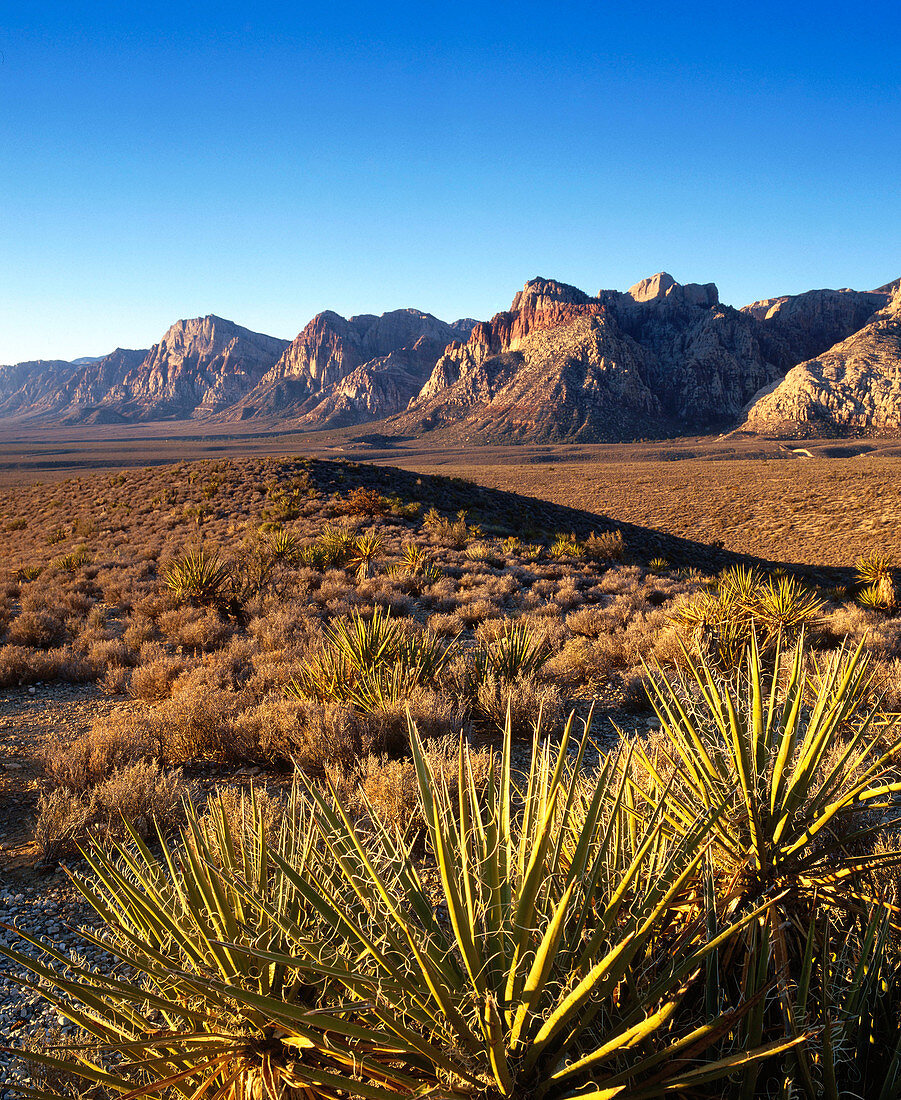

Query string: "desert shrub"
[427, 610, 465, 636]
[334, 485, 390, 516]
[475, 669, 563, 735]
[0, 643, 92, 686]
[565, 606, 609, 636]
[129, 654, 185, 700]
[157, 605, 233, 650]
[42, 712, 160, 792]
[585, 528, 626, 562]
[151, 671, 257, 764]
[346, 737, 495, 837]
[543, 636, 615, 688]
[6, 606, 68, 648]
[34, 761, 187, 862]
[269, 698, 371, 772]
[100, 664, 130, 694]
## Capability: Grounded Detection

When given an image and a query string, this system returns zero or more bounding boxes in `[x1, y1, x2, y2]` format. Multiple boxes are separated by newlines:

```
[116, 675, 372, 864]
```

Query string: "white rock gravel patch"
[0, 883, 117, 1099]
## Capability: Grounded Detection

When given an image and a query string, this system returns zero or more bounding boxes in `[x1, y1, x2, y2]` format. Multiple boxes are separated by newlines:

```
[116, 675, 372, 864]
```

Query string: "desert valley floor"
[3, 419, 901, 566]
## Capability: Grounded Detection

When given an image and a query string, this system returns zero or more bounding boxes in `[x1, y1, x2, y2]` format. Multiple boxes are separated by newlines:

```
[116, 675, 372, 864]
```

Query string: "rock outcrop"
[742, 289, 901, 435]
[741, 286, 892, 365]
[122, 316, 289, 419]
[395, 274, 791, 441]
[225, 309, 476, 426]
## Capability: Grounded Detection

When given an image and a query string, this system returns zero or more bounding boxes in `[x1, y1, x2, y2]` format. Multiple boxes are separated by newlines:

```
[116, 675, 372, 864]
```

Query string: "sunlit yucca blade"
[206, 712, 797, 1099]
[163, 549, 230, 604]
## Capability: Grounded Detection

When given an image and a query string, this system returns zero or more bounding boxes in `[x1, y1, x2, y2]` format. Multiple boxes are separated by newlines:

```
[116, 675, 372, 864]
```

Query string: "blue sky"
[1, 1, 899, 363]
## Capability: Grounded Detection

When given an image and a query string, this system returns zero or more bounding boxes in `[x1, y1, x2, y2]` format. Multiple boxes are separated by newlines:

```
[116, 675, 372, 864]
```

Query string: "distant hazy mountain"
[0, 316, 288, 422]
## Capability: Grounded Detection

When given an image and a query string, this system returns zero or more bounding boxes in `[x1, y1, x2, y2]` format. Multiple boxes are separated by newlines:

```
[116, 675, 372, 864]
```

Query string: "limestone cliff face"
[399, 274, 787, 441]
[742, 290, 901, 435]
[226, 308, 475, 425]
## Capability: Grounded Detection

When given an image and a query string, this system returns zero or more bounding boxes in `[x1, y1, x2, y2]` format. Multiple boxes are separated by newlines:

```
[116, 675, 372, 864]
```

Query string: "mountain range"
[1, 273, 898, 439]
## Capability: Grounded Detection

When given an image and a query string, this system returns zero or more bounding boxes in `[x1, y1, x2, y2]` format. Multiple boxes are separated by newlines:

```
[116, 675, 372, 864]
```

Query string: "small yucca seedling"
[163, 549, 230, 605]
[396, 544, 443, 583]
[51, 546, 90, 572]
[477, 619, 550, 681]
[348, 530, 383, 580]
[648, 557, 670, 573]
[12, 565, 42, 582]
[550, 532, 585, 559]
[266, 526, 301, 562]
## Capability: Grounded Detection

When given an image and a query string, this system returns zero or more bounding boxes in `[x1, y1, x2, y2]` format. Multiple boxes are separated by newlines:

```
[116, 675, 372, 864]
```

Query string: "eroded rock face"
[398, 274, 787, 441]
[742, 290, 901, 435]
[226, 308, 475, 425]
[123, 316, 289, 418]
[741, 286, 891, 364]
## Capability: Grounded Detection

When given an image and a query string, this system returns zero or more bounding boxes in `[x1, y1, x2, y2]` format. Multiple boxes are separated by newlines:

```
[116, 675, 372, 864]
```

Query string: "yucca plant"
[190, 716, 796, 1100]
[266, 526, 301, 563]
[476, 619, 550, 682]
[298, 525, 357, 570]
[51, 545, 90, 572]
[671, 567, 822, 671]
[287, 607, 453, 711]
[163, 549, 230, 605]
[752, 575, 824, 644]
[0, 788, 380, 1100]
[348, 530, 384, 580]
[627, 632, 901, 1091]
[634, 632, 901, 913]
[786, 906, 901, 1100]
[13, 564, 43, 582]
[550, 532, 585, 559]
[648, 558, 670, 574]
[394, 543, 443, 584]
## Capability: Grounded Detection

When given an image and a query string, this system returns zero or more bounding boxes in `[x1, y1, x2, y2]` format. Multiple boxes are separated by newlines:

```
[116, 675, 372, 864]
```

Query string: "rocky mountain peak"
[510, 278, 593, 311]
[626, 272, 719, 308]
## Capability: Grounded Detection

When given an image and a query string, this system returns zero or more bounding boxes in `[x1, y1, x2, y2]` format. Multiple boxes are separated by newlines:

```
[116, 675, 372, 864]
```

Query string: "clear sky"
[1, 0, 899, 364]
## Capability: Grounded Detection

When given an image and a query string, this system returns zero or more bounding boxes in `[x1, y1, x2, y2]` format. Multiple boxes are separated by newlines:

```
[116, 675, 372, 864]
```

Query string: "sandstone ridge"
[742, 288, 901, 436]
